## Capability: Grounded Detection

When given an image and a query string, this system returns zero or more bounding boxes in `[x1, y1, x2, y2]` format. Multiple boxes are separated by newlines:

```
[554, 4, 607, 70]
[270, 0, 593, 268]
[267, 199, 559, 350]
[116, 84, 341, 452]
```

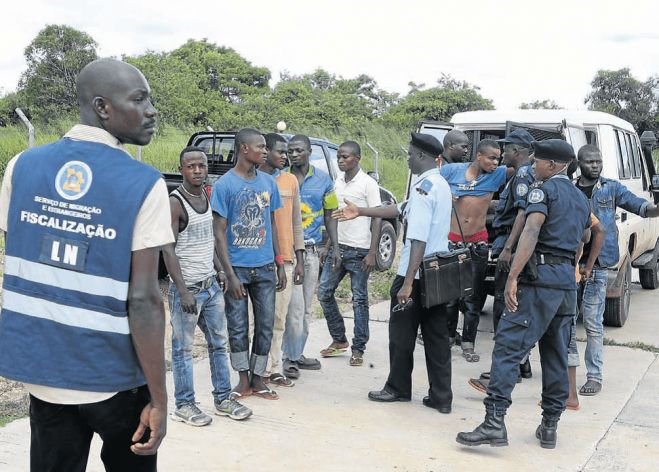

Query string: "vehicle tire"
[639, 258, 659, 289]
[376, 221, 397, 271]
[604, 256, 631, 327]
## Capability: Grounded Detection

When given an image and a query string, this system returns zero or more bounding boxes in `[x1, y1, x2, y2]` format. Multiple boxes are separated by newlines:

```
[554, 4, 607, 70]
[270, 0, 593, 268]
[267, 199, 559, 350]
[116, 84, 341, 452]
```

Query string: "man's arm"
[497, 208, 527, 271]
[614, 181, 658, 217]
[271, 210, 287, 291]
[291, 188, 305, 284]
[333, 198, 400, 220]
[363, 216, 381, 273]
[580, 219, 604, 280]
[504, 212, 545, 312]
[213, 214, 245, 300]
[396, 239, 426, 306]
[128, 246, 167, 455]
[160, 196, 196, 313]
[323, 209, 342, 268]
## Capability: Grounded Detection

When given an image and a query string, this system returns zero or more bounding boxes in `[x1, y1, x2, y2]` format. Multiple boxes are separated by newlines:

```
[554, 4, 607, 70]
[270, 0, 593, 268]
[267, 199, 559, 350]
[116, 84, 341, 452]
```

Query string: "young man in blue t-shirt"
[440, 139, 508, 363]
[212, 128, 286, 401]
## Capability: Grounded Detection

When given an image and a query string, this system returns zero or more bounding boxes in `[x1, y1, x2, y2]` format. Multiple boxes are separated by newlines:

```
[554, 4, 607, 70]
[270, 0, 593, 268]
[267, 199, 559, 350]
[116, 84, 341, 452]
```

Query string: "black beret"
[497, 128, 534, 148]
[533, 139, 575, 163]
[410, 132, 444, 157]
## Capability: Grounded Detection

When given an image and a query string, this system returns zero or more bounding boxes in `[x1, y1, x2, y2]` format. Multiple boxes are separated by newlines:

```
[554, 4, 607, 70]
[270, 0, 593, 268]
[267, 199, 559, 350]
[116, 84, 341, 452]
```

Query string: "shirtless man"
[441, 139, 508, 362]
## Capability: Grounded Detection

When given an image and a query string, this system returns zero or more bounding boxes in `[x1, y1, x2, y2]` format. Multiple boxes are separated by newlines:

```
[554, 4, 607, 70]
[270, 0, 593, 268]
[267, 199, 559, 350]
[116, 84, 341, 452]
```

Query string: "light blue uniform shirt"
[397, 168, 452, 278]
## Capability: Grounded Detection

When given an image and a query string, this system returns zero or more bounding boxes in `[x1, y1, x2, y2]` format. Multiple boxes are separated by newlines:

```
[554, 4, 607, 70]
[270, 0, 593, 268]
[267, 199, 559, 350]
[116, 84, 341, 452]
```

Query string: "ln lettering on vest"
[39, 233, 89, 271]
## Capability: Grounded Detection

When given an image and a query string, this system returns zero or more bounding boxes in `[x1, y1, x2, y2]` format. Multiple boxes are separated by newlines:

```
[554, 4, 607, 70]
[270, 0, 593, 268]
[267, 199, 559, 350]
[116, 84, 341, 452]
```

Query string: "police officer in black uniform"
[457, 139, 591, 449]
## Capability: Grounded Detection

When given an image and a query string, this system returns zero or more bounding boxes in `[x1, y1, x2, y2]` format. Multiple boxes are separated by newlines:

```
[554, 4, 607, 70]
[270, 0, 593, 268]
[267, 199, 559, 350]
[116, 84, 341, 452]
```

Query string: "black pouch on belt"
[521, 252, 538, 281]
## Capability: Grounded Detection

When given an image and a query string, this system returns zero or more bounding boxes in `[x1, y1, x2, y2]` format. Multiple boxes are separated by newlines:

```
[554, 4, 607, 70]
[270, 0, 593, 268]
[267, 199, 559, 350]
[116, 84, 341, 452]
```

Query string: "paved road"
[0, 277, 657, 471]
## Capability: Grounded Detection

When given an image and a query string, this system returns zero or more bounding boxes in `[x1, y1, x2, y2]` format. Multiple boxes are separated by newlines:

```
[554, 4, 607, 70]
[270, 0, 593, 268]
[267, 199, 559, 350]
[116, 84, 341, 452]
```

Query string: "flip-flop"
[462, 348, 480, 363]
[468, 378, 488, 394]
[229, 390, 251, 399]
[320, 345, 348, 357]
[349, 354, 364, 367]
[252, 387, 279, 400]
[579, 380, 602, 396]
[268, 373, 295, 387]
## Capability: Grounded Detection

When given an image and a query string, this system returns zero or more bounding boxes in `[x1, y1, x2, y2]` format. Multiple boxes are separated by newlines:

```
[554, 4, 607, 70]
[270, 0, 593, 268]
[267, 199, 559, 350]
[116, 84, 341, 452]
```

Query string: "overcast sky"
[2, 0, 658, 110]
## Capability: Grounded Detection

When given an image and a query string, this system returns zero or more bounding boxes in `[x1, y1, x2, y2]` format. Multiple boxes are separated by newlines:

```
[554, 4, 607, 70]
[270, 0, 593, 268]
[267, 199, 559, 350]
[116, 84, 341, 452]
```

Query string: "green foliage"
[519, 99, 562, 110]
[586, 68, 659, 132]
[19, 25, 98, 121]
[382, 75, 494, 129]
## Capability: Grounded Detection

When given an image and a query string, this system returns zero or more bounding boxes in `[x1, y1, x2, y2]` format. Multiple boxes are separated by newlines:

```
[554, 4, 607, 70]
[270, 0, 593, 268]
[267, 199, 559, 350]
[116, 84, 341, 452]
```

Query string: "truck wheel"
[376, 221, 397, 271]
[604, 257, 631, 327]
[639, 258, 659, 289]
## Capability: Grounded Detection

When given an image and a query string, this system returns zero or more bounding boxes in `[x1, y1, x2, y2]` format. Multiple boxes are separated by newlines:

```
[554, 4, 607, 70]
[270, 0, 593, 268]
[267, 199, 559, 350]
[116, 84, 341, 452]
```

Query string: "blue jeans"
[169, 280, 231, 408]
[581, 267, 607, 382]
[317, 245, 370, 354]
[224, 264, 277, 377]
[283, 250, 319, 362]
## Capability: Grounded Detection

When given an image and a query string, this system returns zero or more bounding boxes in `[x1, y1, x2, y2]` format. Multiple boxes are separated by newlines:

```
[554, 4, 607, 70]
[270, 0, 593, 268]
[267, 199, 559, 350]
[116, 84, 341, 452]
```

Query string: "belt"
[186, 275, 215, 291]
[339, 244, 365, 251]
[449, 241, 488, 249]
[536, 253, 574, 266]
[305, 244, 318, 253]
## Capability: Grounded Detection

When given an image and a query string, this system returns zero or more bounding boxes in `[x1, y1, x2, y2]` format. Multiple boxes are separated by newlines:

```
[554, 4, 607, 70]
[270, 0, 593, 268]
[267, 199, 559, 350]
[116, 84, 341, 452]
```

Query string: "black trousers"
[30, 385, 157, 472]
[385, 276, 452, 407]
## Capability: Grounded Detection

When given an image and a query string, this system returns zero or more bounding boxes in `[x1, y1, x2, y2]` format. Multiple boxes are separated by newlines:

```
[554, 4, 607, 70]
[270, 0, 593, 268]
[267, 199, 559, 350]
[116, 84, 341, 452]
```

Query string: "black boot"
[535, 417, 558, 449]
[456, 412, 508, 447]
[520, 358, 532, 379]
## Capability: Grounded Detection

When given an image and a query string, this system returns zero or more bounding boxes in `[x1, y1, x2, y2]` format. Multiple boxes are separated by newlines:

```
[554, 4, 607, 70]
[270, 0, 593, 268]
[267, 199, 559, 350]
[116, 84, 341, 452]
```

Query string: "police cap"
[497, 128, 534, 148]
[533, 139, 575, 162]
[410, 132, 444, 157]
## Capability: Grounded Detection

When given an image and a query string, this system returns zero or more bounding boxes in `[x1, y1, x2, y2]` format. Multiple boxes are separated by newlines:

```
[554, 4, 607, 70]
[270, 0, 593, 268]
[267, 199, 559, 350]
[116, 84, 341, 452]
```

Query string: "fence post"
[14, 108, 34, 148]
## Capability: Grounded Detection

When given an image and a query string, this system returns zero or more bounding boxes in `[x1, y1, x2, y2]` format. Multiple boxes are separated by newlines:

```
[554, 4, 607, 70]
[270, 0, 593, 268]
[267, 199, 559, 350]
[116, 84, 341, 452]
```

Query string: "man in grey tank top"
[162, 146, 252, 425]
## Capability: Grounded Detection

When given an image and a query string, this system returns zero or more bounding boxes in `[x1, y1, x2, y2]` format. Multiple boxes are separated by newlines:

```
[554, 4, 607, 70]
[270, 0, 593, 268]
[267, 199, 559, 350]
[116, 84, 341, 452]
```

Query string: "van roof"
[451, 110, 636, 133]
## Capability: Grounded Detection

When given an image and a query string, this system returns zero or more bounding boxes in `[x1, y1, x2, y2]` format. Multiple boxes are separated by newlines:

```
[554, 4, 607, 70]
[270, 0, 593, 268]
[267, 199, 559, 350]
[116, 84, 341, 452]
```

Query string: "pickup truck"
[162, 131, 400, 271]
[415, 110, 659, 327]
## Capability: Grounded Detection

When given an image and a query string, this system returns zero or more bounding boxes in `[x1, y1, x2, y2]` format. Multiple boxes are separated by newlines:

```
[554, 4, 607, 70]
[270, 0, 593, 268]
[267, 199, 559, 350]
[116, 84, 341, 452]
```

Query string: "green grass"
[576, 336, 659, 353]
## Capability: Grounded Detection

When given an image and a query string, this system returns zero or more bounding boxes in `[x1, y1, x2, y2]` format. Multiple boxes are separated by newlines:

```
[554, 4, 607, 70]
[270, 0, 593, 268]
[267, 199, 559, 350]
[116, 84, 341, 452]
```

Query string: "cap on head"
[533, 139, 575, 163]
[497, 128, 534, 148]
[410, 132, 444, 158]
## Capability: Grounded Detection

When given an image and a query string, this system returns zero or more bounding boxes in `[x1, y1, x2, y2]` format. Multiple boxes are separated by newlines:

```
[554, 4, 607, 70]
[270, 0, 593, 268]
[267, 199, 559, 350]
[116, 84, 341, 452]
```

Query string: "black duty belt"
[186, 275, 215, 291]
[536, 253, 574, 266]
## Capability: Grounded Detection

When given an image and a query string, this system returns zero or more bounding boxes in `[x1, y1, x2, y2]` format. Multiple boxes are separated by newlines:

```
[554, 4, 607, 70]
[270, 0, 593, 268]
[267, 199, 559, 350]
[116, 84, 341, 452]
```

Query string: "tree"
[585, 68, 659, 132]
[19, 25, 98, 120]
[382, 74, 494, 129]
[520, 99, 562, 110]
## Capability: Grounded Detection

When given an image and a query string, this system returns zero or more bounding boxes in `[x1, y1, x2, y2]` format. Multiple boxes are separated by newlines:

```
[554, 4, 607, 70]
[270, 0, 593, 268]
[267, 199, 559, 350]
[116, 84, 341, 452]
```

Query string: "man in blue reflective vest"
[457, 140, 591, 449]
[0, 59, 172, 471]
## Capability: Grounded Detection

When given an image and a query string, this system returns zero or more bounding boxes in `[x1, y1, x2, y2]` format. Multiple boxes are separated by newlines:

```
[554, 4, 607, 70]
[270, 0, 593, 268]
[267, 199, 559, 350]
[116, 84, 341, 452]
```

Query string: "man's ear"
[93, 96, 110, 120]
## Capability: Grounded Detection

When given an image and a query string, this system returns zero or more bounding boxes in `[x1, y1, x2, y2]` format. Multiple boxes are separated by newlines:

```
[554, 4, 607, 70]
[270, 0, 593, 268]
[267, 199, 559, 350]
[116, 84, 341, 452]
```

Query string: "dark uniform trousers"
[485, 283, 575, 421]
[385, 275, 452, 407]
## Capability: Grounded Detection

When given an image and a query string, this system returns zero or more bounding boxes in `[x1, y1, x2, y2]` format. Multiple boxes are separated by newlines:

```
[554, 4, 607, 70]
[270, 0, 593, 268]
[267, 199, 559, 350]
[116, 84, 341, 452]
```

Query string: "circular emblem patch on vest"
[527, 188, 545, 204]
[55, 161, 93, 200]
[516, 183, 528, 197]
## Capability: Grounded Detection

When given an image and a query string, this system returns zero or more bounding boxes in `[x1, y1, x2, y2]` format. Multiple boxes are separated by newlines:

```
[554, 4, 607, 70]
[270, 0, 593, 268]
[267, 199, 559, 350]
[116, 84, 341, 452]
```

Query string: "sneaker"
[172, 403, 212, 427]
[215, 395, 253, 421]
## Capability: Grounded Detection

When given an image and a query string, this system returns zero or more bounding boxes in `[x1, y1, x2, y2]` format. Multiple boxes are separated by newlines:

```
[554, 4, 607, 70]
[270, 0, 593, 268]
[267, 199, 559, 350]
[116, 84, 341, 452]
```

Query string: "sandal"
[268, 373, 295, 387]
[252, 387, 279, 400]
[579, 380, 602, 396]
[349, 353, 364, 367]
[320, 342, 349, 357]
[462, 348, 480, 363]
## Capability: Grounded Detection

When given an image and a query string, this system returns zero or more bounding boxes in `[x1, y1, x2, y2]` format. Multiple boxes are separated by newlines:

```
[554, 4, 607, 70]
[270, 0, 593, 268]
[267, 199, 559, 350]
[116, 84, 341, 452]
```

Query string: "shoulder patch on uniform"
[516, 183, 528, 197]
[416, 179, 433, 196]
[516, 167, 528, 177]
[527, 188, 545, 204]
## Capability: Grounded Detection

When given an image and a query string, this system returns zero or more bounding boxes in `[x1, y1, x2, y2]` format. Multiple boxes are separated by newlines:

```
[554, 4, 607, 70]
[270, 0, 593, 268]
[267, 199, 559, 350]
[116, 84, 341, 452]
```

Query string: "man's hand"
[396, 282, 413, 306]
[226, 274, 246, 300]
[130, 402, 167, 456]
[276, 265, 287, 292]
[216, 271, 227, 292]
[579, 266, 592, 282]
[180, 289, 197, 314]
[293, 263, 304, 285]
[497, 247, 512, 272]
[329, 247, 342, 271]
[504, 277, 519, 312]
[319, 246, 328, 265]
[362, 251, 377, 273]
[332, 198, 359, 221]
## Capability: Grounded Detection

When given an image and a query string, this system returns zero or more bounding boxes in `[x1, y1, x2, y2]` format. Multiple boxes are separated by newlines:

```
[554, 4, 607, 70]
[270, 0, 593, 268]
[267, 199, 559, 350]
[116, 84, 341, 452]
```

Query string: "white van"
[418, 110, 659, 327]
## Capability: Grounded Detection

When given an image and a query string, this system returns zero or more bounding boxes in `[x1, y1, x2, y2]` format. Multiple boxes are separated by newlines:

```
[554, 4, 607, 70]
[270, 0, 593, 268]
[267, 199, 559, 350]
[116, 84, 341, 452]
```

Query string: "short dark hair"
[339, 140, 361, 157]
[264, 133, 287, 150]
[476, 139, 499, 154]
[235, 128, 263, 154]
[578, 144, 601, 160]
[289, 134, 311, 150]
[443, 130, 468, 148]
[179, 145, 206, 164]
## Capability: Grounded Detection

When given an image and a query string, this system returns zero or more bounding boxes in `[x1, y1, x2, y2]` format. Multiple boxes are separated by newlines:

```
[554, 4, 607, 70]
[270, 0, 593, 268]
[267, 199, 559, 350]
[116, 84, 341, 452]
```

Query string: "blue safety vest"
[0, 138, 160, 392]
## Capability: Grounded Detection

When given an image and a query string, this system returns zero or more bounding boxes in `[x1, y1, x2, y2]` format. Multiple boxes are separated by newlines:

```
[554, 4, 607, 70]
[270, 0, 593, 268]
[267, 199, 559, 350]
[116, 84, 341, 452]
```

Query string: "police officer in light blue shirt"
[457, 139, 592, 450]
[333, 133, 454, 413]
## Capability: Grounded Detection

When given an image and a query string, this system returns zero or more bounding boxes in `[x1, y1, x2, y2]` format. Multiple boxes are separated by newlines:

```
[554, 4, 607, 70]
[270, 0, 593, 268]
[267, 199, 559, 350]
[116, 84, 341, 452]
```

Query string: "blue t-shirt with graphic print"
[440, 163, 507, 197]
[211, 169, 282, 267]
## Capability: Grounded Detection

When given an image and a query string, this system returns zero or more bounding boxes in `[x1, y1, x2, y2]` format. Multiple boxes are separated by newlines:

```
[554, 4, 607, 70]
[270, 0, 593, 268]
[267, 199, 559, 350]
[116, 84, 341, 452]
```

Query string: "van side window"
[626, 133, 641, 179]
[585, 130, 598, 146]
[615, 130, 631, 180]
